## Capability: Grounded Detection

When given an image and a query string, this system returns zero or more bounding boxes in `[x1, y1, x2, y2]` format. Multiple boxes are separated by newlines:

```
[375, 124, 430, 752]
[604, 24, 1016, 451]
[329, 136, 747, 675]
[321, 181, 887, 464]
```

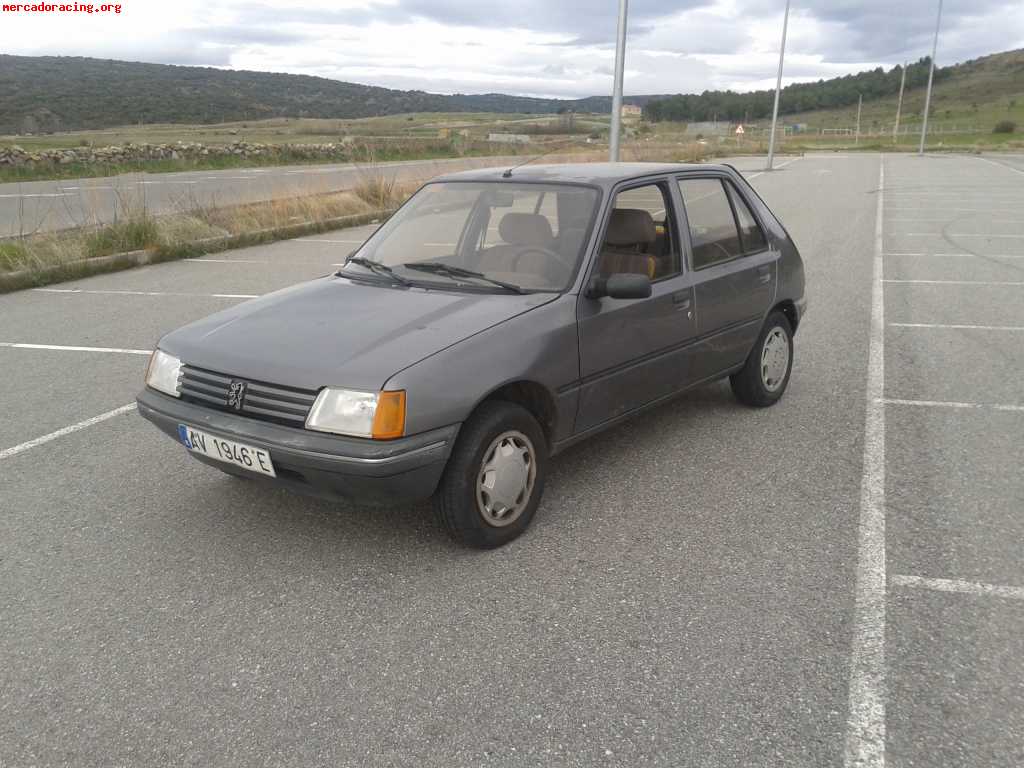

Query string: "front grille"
[178, 364, 318, 427]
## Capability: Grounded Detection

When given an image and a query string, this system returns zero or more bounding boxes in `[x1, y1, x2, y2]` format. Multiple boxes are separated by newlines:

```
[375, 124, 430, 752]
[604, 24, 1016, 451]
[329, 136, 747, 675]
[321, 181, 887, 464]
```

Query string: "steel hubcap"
[476, 430, 536, 527]
[761, 327, 790, 392]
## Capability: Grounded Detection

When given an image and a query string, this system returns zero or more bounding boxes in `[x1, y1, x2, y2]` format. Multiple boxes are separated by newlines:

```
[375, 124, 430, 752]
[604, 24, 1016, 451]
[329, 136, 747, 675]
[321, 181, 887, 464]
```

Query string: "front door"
[675, 175, 778, 381]
[575, 180, 697, 434]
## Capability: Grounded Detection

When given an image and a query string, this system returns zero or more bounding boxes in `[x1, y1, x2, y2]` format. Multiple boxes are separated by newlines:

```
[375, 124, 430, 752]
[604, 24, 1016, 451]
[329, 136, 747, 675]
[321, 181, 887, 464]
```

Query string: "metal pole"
[855, 94, 862, 145]
[765, 0, 791, 170]
[918, 0, 943, 155]
[893, 63, 906, 143]
[609, 0, 629, 162]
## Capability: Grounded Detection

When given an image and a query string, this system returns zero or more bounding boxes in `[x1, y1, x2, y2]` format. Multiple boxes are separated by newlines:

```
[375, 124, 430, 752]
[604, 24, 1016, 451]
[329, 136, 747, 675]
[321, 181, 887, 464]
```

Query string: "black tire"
[730, 311, 794, 407]
[433, 401, 547, 549]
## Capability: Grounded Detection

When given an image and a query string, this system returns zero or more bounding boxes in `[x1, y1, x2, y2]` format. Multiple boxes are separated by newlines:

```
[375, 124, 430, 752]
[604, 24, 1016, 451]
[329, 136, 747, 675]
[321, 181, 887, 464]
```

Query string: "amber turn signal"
[372, 390, 406, 439]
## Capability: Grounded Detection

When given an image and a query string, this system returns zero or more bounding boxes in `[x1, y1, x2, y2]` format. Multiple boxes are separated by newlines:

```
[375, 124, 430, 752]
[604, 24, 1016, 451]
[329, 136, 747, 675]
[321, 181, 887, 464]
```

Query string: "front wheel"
[433, 401, 547, 548]
[730, 311, 794, 407]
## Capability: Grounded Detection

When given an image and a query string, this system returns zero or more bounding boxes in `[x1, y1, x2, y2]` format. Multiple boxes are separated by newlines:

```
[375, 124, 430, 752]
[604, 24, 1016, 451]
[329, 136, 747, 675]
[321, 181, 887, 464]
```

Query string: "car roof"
[432, 161, 733, 188]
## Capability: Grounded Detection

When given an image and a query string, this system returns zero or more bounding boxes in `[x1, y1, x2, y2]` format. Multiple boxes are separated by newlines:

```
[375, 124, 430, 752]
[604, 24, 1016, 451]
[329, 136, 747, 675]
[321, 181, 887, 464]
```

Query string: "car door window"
[726, 183, 769, 254]
[676, 178, 743, 270]
[598, 183, 680, 281]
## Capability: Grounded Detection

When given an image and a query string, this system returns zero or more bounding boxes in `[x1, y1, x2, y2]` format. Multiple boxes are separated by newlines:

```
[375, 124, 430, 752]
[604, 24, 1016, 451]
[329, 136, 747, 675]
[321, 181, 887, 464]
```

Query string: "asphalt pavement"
[1, 153, 1022, 767]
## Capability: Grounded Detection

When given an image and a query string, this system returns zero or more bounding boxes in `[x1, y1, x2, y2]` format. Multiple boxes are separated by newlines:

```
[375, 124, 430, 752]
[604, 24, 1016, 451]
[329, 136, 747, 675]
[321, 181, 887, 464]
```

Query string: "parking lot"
[1, 153, 1022, 766]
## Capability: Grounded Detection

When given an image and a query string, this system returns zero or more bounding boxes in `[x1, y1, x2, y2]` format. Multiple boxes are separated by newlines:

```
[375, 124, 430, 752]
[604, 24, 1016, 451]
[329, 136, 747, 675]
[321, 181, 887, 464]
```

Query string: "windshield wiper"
[401, 262, 526, 294]
[339, 256, 411, 286]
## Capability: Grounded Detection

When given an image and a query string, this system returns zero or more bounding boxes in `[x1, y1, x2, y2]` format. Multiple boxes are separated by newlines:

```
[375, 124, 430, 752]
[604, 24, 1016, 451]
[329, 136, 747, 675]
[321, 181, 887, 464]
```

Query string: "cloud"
[2, 0, 1022, 99]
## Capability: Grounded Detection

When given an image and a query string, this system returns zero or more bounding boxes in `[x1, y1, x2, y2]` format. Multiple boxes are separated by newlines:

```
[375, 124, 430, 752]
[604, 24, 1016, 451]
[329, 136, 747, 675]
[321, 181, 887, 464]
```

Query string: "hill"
[1, 49, 1020, 138]
[0, 55, 662, 135]
[643, 49, 1024, 129]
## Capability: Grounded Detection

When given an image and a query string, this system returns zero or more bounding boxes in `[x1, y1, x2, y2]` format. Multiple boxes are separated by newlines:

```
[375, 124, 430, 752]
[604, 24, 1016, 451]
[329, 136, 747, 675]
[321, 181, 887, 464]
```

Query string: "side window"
[598, 183, 680, 281]
[676, 178, 742, 270]
[726, 183, 768, 254]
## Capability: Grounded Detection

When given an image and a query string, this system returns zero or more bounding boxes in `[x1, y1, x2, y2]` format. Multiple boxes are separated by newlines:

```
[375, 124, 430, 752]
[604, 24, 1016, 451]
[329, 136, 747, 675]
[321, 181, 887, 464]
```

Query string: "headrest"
[605, 208, 656, 246]
[499, 213, 554, 247]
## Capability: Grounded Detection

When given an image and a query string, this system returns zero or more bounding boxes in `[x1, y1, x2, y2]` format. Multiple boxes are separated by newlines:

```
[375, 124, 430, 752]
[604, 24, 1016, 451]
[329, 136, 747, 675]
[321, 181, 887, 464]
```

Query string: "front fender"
[384, 294, 580, 441]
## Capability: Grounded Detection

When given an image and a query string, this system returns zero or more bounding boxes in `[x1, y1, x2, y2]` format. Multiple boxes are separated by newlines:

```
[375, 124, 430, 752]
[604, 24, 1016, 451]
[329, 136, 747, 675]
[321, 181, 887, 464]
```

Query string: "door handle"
[757, 266, 772, 284]
[672, 292, 691, 308]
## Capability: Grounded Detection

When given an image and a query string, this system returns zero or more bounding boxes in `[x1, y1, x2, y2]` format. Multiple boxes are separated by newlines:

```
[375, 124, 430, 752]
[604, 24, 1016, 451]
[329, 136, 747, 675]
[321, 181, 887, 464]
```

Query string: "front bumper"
[137, 388, 459, 504]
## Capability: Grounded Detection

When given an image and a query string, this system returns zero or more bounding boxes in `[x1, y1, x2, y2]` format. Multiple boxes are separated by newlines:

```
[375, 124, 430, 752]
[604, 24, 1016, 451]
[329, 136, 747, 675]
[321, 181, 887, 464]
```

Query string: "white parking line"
[0, 193, 73, 198]
[976, 156, 1024, 178]
[892, 574, 1024, 601]
[878, 398, 1024, 413]
[746, 156, 801, 180]
[185, 258, 269, 264]
[886, 208, 1021, 213]
[33, 288, 258, 299]
[886, 218, 1022, 223]
[845, 157, 886, 768]
[880, 257, 1024, 264]
[296, 239, 366, 244]
[901, 233, 1024, 239]
[890, 322, 1024, 331]
[0, 403, 137, 461]
[883, 279, 1024, 286]
[0, 342, 151, 355]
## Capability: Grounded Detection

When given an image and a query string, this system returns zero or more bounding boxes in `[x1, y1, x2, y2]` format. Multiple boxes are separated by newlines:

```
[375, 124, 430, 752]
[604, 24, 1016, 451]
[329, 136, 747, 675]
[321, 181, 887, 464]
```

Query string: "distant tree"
[643, 57, 947, 124]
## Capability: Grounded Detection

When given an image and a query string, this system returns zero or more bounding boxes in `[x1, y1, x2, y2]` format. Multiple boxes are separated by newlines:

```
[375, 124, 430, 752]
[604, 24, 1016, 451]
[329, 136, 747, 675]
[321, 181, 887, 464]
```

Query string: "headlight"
[145, 349, 182, 397]
[305, 388, 406, 439]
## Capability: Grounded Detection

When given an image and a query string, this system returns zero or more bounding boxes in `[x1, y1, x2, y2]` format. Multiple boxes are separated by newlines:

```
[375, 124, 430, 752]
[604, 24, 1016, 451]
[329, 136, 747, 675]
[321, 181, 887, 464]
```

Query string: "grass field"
[0, 112, 609, 151]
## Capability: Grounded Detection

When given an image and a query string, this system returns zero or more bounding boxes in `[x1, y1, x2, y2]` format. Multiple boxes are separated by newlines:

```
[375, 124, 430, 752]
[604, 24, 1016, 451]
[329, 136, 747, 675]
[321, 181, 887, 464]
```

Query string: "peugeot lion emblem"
[227, 380, 247, 411]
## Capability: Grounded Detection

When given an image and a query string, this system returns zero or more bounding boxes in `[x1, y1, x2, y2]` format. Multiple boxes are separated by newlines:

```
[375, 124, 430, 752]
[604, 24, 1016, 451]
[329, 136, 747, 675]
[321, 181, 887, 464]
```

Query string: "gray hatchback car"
[138, 162, 806, 547]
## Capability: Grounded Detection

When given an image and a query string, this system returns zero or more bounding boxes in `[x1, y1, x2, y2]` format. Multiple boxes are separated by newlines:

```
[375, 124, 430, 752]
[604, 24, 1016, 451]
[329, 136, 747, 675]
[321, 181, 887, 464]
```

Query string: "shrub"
[84, 217, 160, 258]
[993, 120, 1016, 134]
[0, 241, 31, 271]
[353, 166, 399, 209]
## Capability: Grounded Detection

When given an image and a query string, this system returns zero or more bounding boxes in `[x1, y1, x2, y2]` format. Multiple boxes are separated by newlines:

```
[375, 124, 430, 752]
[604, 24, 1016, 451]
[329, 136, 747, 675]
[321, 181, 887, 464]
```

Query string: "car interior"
[597, 208, 659, 279]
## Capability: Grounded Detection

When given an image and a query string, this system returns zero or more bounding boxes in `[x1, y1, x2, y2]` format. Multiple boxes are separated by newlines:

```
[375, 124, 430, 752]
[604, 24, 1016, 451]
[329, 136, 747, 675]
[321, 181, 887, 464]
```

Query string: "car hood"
[159, 275, 557, 391]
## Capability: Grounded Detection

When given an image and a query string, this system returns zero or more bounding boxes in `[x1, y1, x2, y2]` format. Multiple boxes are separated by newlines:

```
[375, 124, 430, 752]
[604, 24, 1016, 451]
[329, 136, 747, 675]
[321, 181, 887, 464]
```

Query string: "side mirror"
[588, 273, 652, 300]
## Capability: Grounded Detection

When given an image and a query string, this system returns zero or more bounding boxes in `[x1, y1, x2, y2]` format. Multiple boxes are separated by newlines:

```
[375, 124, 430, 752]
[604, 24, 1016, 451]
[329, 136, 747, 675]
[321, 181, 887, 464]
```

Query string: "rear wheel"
[730, 311, 794, 407]
[433, 401, 547, 548]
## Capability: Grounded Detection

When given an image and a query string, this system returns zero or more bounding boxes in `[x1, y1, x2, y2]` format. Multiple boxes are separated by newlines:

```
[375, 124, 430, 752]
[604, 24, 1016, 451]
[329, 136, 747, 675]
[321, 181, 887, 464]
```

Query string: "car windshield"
[344, 181, 600, 292]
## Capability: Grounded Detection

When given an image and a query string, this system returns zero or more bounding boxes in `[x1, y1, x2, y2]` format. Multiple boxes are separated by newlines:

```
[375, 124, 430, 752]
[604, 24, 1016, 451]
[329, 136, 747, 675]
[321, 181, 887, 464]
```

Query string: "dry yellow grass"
[0, 177, 418, 288]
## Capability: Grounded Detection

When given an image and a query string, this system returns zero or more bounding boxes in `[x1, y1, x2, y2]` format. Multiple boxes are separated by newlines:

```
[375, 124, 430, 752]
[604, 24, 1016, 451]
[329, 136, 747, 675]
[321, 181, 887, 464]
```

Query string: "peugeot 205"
[138, 163, 806, 548]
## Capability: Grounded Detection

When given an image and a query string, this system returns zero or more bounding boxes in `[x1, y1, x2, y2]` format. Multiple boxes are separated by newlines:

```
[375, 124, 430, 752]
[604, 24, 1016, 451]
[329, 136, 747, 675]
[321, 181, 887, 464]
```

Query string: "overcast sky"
[5, 0, 1023, 98]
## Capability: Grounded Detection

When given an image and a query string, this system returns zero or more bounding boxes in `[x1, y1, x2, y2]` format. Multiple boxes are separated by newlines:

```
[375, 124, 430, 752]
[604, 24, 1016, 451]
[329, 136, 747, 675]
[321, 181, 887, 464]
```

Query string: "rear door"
[675, 174, 777, 380]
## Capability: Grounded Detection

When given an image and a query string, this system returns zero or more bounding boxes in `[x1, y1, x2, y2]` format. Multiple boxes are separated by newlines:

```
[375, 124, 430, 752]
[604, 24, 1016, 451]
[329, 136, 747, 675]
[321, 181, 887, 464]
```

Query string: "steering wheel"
[510, 245, 574, 275]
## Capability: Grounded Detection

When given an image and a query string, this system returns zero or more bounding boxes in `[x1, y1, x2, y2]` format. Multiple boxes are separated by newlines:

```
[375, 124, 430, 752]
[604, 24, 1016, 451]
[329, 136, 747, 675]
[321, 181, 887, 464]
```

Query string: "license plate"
[177, 424, 276, 477]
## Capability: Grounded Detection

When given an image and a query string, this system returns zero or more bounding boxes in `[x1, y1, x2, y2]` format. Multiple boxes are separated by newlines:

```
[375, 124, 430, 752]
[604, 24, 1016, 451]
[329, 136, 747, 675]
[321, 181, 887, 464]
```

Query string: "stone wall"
[0, 140, 378, 167]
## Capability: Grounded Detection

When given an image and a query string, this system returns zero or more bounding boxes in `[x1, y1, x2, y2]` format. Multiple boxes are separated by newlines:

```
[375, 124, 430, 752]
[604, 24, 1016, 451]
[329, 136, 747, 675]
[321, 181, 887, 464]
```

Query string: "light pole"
[855, 93, 862, 145]
[893, 63, 906, 143]
[918, 0, 943, 155]
[765, 0, 791, 170]
[609, 0, 629, 162]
